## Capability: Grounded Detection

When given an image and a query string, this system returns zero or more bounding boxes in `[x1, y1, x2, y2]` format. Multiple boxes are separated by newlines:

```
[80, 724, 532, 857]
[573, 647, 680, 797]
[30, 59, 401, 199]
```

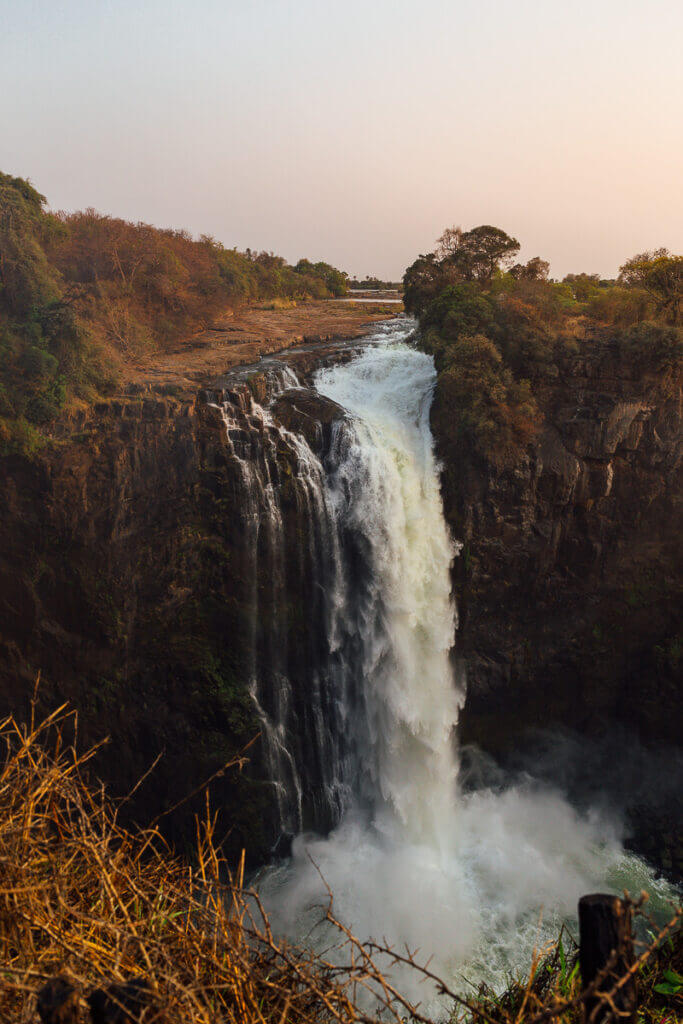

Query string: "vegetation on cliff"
[405, 226, 682, 466]
[2, 706, 681, 1024]
[0, 170, 348, 455]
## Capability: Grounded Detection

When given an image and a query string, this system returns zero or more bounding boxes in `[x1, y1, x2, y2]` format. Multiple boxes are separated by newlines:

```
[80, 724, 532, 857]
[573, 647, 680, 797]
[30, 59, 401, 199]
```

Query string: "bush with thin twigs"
[0, 704, 680, 1023]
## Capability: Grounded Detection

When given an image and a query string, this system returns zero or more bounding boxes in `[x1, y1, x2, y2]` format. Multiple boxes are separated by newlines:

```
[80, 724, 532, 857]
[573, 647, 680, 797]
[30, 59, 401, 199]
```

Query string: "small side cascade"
[210, 362, 356, 839]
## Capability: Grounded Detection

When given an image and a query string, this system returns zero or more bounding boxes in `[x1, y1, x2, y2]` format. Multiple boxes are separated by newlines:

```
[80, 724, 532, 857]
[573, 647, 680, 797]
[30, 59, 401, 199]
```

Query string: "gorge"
[3, 309, 679, 1002]
[1, 305, 681, 1003]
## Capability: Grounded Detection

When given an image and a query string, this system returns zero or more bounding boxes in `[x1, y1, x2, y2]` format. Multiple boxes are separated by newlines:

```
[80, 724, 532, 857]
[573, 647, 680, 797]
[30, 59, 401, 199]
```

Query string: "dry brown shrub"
[0, 697, 680, 1023]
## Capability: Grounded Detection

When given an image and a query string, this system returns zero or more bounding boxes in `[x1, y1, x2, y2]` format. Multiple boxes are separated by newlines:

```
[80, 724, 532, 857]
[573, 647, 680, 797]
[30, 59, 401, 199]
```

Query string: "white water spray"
[255, 320, 675, 1010]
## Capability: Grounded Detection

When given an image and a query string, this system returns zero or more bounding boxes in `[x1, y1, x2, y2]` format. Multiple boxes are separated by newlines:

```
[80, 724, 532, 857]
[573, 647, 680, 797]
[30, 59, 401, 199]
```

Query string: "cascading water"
[214, 366, 340, 835]
[319, 334, 463, 848]
[231, 320, 674, 1012]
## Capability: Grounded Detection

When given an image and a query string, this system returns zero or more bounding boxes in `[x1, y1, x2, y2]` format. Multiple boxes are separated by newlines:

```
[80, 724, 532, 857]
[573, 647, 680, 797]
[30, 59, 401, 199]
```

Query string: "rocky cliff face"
[433, 336, 682, 875]
[0, 364, 345, 861]
[2, 330, 681, 874]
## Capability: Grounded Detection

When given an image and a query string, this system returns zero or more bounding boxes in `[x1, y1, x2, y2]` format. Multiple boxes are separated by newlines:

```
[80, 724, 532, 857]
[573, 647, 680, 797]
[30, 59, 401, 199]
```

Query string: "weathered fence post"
[578, 893, 637, 1023]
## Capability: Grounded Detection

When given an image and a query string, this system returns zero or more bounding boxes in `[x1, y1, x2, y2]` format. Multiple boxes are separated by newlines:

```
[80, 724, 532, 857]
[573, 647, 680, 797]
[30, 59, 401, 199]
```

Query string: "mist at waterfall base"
[254, 321, 675, 1010]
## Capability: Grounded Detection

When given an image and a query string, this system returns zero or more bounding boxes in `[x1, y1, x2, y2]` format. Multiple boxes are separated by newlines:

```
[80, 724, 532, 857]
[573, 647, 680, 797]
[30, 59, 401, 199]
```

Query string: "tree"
[422, 283, 494, 340]
[403, 254, 455, 316]
[563, 272, 601, 302]
[510, 257, 550, 281]
[431, 332, 538, 465]
[619, 249, 682, 324]
[0, 173, 58, 316]
[435, 226, 464, 260]
[434, 224, 520, 283]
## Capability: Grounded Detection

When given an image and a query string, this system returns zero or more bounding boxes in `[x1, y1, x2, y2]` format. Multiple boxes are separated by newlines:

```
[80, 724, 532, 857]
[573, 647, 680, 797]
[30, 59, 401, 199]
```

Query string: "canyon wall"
[433, 335, 682, 875]
[1, 329, 681, 874]
[0, 369, 344, 861]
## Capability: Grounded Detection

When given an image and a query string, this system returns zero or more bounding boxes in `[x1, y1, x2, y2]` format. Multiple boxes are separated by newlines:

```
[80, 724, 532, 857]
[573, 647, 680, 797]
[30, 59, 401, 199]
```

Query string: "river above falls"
[251, 319, 676, 1013]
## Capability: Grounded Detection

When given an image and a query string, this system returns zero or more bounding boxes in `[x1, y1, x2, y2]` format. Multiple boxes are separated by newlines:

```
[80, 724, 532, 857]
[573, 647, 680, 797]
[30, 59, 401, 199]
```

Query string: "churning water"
[252, 319, 675, 1011]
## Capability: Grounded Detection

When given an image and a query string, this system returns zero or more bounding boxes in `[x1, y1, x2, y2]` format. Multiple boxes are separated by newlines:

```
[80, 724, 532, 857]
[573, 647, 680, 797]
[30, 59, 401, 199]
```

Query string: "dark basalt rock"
[433, 336, 682, 877]
[272, 388, 346, 455]
[271, 830, 295, 859]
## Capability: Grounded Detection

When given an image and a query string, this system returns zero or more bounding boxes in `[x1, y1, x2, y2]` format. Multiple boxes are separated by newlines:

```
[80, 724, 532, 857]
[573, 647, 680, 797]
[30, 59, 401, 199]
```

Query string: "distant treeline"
[405, 224, 682, 465]
[348, 277, 401, 290]
[0, 171, 348, 454]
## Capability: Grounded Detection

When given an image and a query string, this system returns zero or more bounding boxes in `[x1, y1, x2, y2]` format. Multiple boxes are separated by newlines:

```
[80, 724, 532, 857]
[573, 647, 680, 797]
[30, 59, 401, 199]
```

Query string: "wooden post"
[88, 977, 154, 1023]
[36, 977, 80, 1024]
[578, 893, 637, 1023]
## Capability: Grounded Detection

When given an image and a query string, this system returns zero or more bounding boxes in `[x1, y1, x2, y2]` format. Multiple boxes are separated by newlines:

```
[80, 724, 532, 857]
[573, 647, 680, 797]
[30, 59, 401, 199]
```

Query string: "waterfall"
[222, 320, 674, 1010]
[318, 337, 463, 848]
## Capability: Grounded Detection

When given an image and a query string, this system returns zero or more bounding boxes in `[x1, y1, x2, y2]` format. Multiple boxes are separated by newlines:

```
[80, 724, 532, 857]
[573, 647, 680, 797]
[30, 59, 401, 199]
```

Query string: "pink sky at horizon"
[1, 0, 682, 281]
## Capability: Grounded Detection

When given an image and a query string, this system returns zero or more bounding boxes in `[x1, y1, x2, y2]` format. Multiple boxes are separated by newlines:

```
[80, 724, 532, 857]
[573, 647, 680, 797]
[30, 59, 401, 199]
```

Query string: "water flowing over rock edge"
[252, 323, 678, 1012]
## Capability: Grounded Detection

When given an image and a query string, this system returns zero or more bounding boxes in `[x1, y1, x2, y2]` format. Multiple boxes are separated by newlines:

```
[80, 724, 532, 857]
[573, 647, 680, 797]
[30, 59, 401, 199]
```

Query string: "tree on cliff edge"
[619, 249, 682, 325]
[435, 224, 520, 283]
[403, 224, 521, 315]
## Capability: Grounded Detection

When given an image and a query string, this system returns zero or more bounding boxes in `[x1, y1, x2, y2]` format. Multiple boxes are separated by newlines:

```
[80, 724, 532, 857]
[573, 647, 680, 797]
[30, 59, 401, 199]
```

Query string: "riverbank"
[121, 298, 403, 389]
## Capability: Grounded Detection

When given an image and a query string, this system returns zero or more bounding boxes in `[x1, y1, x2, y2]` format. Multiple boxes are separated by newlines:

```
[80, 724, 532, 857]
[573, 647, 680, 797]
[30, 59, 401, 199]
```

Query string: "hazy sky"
[2, 0, 682, 280]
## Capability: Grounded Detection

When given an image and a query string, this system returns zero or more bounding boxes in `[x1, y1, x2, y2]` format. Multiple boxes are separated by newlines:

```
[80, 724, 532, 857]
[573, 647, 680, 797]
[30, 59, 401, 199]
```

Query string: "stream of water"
[252, 319, 674, 1013]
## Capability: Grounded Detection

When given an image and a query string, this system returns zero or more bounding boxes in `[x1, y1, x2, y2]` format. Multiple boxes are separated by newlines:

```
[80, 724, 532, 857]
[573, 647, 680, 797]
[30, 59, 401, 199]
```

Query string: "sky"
[1, 0, 682, 281]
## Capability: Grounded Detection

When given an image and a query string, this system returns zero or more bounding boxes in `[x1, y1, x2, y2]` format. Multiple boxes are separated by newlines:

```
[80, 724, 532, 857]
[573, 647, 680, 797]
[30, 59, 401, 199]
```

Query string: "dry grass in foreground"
[0, 702, 681, 1024]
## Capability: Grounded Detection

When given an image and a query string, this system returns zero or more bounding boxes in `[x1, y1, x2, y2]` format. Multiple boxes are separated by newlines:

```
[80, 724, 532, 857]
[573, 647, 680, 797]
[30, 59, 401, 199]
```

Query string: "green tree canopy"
[435, 224, 520, 282]
[403, 254, 450, 316]
[619, 249, 682, 324]
[510, 257, 550, 281]
[422, 283, 494, 340]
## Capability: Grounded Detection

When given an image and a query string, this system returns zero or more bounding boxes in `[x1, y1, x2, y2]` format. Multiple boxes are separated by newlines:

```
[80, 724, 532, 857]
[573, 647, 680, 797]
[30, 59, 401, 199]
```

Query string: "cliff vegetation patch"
[405, 225, 682, 466]
[0, 171, 348, 456]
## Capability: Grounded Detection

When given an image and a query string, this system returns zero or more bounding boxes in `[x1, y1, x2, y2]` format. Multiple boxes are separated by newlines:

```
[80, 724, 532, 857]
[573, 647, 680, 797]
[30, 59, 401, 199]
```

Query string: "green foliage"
[409, 224, 682, 471]
[422, 283, 494, 348]
[491, 295, 555, 376]
[0, 169, 348, 455]
[0, 172, 58, 317]
[611, 322, 683, 372]
[432, 333, 539, 464]
[348, 275, 400, 290]
[562, 272, 603, 302]
[293, 258, 348, 297]
[509, 256, 550, 281]
[0, 415, 46, 458]
[653, 967, 683, 996]
[435, 224, 521, 282]
[25, 377, 67, 424]
[586, 285, 654, 325]
[619, 248, 683, 324]
[402, 254, 450, 316]
[405, 227, 520, 318]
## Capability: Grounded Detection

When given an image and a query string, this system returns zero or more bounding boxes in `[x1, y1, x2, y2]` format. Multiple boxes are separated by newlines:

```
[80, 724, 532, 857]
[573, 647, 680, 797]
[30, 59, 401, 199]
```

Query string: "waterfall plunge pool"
[248, 319, 677, 1014]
